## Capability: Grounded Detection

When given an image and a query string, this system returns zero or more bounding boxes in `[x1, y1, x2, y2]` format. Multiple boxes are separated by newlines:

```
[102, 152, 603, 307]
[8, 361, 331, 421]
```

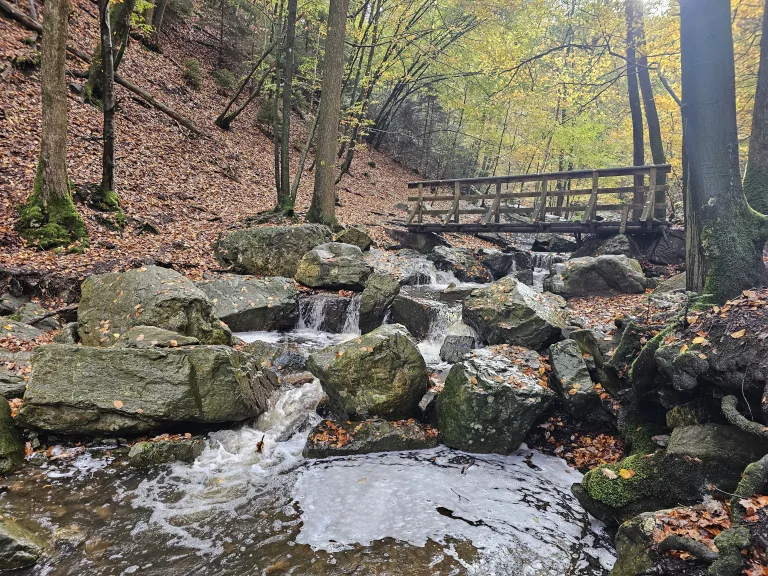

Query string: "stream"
[3, 258, 615, 576]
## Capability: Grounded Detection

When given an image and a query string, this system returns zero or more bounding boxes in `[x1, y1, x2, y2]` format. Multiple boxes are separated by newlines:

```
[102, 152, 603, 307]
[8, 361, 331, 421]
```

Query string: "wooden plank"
[494, 181, 502, 223]
[405, 185, 670, 202]
[417, 184, 424, 224]
[406, 164, 672, 189]
[482, 180, 503, 225]
[581, 171, 599, 224]
[620, 205, 630, 234]
[535, 176, 549, 222]
[407, 222, 669, 234]
[641, 167, 657, 222]
[406, 203, 418, 225]
[450, 181, 461, 223]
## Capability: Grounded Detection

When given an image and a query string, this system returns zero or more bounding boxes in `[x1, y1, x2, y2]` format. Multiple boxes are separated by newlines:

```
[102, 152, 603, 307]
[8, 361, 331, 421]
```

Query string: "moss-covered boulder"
[549, 339, 599, 418]
[0, 517, 47, 570]
[303, 419, 439, 458]
[113, 326, 200, 349]
[295, 243, 373, 290]
[611, 510, 662, 576]
[335, 226, 373, 251]
[244, 340, 307, 378]
[437, 346, 555, 454]
[77, 266, 231, 347]
[128, 438, 203, 466]
[544, 255, 648, 297]
[0, 369, 26, 400]
[12, 302, 59, 331]
[216, 224, 332, 277]
[307, 324, 428, 420]
[0, 401, 24, 474]
[571, 234, 641, 259]
[17, 344, 275, 435]
[359, 273, 400, 334]
[198, 275, 298, 332]
[428, 246, 492, 283]
[462, 276, 566, 349]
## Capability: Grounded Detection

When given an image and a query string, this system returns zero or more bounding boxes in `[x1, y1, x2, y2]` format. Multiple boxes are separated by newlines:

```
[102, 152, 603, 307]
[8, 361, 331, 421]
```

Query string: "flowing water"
[3, 276, 615, 576]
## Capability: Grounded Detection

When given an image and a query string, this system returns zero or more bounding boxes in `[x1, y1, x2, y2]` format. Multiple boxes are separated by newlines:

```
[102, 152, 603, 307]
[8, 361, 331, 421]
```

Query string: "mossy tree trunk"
[743, 5, 768, 218]
[17, 0, 87, 250]
[86, 0, 136, 103]
[680, 0, 768, 302]
[308, 0, 349, 227]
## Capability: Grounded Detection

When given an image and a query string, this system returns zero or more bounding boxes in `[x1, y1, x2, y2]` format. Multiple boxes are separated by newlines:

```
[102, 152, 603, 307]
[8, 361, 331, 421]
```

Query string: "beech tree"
[17, 0, 88, 250]
[308, 0, 349, 226]
[680, 0, 767, 301]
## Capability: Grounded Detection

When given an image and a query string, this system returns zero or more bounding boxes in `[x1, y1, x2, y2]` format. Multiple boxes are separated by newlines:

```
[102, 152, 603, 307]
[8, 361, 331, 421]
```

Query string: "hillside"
[0, 1, 415, 286]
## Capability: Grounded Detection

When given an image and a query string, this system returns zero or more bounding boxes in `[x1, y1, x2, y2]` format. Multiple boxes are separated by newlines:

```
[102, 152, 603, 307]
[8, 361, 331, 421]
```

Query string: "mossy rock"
[303, 419, 439, 458]
[0, 401, 24, 474]
[128, 439, 203, 466]
[0, 517, 48, 570]
[359, 273, 400, 334]
[295, 243, 373, 291]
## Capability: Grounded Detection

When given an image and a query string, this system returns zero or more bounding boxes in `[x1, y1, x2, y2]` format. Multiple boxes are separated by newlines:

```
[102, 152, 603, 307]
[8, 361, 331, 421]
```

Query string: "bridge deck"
[404, 164, 672, 236]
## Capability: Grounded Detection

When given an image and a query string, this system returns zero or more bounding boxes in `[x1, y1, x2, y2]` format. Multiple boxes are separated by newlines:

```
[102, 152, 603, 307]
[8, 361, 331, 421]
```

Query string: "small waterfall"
[297, 296, 326, 331]
[417, 300, 462, 368]
[298, 294, 361, 334]
[342, 295, 361, 335]
[531, 252, 566, 292]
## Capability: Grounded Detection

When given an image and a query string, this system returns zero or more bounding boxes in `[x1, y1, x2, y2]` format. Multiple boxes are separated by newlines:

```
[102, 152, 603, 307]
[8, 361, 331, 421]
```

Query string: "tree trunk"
[744, 4, 768, 216]
[679, 0, 767, 301]
[17, 0, 87, 250]
[86, 0, 136, 103]
[308, 0, 349, 226]
[99, 0, 115, 198]
[625, 0, 644, 218]
[631, 0, 667, 220]
[151, 0, 169, 45]
[277, 0, 298, 212]
[215, 42, 275, 128]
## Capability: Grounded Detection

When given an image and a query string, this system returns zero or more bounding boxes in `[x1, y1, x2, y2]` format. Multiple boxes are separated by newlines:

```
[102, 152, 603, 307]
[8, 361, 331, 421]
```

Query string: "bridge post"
[417, 183, 424, 223]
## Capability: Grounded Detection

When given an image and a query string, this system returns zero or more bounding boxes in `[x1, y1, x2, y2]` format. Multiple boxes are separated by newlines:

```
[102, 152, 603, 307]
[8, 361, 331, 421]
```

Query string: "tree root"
[657, 535, 719, 563]
[721, 395, 768, 440]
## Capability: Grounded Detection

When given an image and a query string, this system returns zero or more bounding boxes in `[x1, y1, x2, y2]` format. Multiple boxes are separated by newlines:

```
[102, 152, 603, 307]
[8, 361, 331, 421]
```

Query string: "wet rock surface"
[359, 273, 400, 334]
[0, 517, 47, 571]
[128, 438, 204, 466]
[549, 339, 599, 418]
[439, 322, 478, 363]
[438, 346, 555, 454]
[545, 255, 649, 297]
[392, 287, 461, 341]
[295, 243, 373, 290]
[303, 419, 439, 458]
[428, 246, 492, 283]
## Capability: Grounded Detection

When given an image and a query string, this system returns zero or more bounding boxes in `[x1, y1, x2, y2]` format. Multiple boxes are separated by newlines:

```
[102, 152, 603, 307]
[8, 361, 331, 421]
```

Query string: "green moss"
[708, 526, 750, 576]
[16, 162, 88, 250]
[582, 454, 658, 509]
[90, 189, 125, 230]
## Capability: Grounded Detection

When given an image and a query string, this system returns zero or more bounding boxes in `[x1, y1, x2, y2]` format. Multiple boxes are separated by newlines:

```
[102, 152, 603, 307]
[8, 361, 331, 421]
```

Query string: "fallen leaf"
[602, 468, 618, 480]
[113, 400, 124, 409]
[731, 329, 746, 339]
[619, 469, 636, 479]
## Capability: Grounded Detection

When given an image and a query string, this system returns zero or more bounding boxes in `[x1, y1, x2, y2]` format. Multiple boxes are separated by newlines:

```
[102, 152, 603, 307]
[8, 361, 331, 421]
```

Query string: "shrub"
[182, 58, 202, 89]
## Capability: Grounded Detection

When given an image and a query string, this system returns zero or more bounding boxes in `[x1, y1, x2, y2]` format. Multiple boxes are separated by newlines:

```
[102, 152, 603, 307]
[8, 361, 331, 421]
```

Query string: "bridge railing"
[405, 164, 672, 233]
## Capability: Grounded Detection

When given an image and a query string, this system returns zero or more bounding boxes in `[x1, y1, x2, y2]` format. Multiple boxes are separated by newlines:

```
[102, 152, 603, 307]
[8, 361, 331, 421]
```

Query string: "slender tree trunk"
[151, 0, 170, 45]
[625, 0, 645, 219]
[17, 0, 87, 249]
[215, 42, 275, 128]
[679, 0, 767, 301]
[218, 0, 226, 67]
[309, 0, 349, 226]
[86, 0, 136, 103]
[631, 0, 667, 219]
[272, 0, 284, 196]
[744, 3, 768, 216]
[277, 0, 298, 211]
[99, 0, 115, 197]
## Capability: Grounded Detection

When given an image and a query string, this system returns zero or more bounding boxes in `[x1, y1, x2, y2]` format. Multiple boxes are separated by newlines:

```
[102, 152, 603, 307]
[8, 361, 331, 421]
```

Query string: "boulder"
[544, 255, 649, 297]
[52, 322, 78, 344]
[571, 234, 641, 259]
[462, 276, 566, 349]
[477, 249, 532, 280]
[295, 243, 373, 290]
[198, 275, 298, 332]
[0, 401, 24, 473]
[437, 346, 555, 454]
[634, 229, 686, 265]
[0, 293, 28, 316]
[128, 438, 203, 466]
[428, 246, 492, 283]
[244, 340, 307, 376]
[0, 320, 44, 343]
[303, 419, 439, 458]
[0, 518, 47, 570]
[12, 302, 59, 331]
[364, 249, 433, 285]
[114, 326, 200, 349]
[0, 369, 25, 399]
[549, 340, 599, 418]
[307, 324, 428, 420]
[335, 227, 373, 251]
[652, 272, 686, 295]
[77, 266, 231, 347]
[439, 322, 478, 363]
[387, 230, 448, 254]
[215, 224, 332, 277]
[610, 510, 662, 576]
[568, 328, 609, 369]
[298, 293, 358, 333]
[359, 273, 400, 334]
[18, 344, 275, 435]
[391, 288, 461, 341]
[531, 233, 578, 253]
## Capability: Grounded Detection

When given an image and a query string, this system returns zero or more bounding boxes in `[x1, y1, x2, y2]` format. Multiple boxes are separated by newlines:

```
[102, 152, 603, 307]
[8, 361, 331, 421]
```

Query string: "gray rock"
[0, 518, 47, 570]
[439, 322, 478, 363]
[635, 229, 686, 265]
[462, 276, 566, 349]
[531, 234, 578, 253]
[0, 400, 24, 473]
[198, 275, 298, 332]
[77, 266, 231, 347]
[0, 369, 26, 399]
[571, 234, 641, 259]
[244, 340, 307, 376]
[14, 302, 59, 331]
[437, 346, 555, 454]
[568, 328, 609, 369]
[128, 438, 203, 466]
[0, 293, 28, 316]
[307, 324, 428, 420]
[388, 230, 448, 254]
[18, 344, 275, 435]
[428, 246, 492, 283]
[0, 320, 44, 343]
[391, 288, 461, 341]
[549, 340, 599, 418]
[335, 227, 373, 251]
[545, 255, 648, 297]
[52, 322, 78, 344]
[303, 419, 439, 458]
[295, 243, 373, 290]
[611, 510, 662, 576]
[514, 269, 534, 286]
[216, 224, 332, 277]
[653, 273, 686, 295]
[477, 249, 532, 280]
[359, 273, 400, 334]
[114, 326, 200, 349]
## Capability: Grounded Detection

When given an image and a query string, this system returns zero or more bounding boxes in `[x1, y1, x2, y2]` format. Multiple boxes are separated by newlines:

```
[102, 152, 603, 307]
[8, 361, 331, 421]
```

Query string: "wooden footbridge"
[405, 164, 671, 235]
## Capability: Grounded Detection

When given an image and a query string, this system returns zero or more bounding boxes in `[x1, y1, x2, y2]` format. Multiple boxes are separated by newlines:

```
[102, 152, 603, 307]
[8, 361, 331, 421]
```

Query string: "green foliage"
[211, 68, 236, 93]
[182, 58, 202, 89]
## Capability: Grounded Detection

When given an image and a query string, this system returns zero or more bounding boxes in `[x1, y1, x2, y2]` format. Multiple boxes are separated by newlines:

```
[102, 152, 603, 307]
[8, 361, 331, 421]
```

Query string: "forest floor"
[0, 1, 431, 284]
